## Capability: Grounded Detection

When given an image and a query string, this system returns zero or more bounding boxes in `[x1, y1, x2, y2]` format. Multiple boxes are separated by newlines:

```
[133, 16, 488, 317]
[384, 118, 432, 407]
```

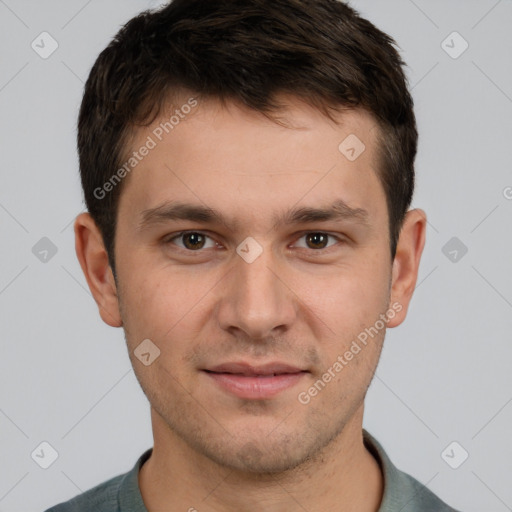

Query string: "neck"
[139, 406, 383, 512]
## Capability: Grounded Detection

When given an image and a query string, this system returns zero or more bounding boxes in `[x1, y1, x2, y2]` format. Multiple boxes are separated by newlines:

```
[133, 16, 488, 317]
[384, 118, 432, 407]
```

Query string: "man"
[46, 0, 460, 510]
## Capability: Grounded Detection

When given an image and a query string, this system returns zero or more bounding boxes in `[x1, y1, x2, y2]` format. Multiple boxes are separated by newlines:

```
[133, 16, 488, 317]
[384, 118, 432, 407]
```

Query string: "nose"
[216, 242, 298, 340]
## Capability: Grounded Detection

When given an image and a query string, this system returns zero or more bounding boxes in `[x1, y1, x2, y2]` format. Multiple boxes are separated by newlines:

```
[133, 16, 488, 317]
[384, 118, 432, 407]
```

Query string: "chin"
[211, 440, 312, 475]
[193, 424, 337, 475]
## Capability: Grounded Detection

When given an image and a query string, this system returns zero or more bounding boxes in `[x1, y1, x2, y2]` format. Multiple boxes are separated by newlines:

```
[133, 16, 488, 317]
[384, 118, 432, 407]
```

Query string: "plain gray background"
[0, 1, 511, 511]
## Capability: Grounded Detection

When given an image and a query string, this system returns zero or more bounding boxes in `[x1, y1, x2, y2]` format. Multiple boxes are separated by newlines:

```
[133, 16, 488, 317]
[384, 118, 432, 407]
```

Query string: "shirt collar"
[118, 430, 432, 512]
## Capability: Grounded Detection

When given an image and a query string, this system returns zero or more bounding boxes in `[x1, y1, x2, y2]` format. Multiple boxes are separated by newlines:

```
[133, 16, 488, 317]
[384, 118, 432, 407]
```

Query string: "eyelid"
[290, 231, 345, 250]
[163, 230, 345, 252]
[293, 230, 348, 254]
[164, 230, 220, 250]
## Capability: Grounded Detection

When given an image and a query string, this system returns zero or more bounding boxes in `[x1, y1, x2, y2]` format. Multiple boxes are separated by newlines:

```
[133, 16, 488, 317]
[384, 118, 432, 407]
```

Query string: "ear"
[74, 212, 122, 327]
[387, 208, 427, 328]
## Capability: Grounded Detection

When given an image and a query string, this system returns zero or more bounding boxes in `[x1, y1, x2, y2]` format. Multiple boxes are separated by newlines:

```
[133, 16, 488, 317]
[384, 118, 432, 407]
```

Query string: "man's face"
[114, 98, 394, 473]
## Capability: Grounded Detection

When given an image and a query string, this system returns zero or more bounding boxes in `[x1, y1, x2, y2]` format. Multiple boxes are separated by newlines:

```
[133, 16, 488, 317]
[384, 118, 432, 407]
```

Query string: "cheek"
[119, 265, 214, 350]
[300, 259, 390, 326]
[297, 262, 391, 386]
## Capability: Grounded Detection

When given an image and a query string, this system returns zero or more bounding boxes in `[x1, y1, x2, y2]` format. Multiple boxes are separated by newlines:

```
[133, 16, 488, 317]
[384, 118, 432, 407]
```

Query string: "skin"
[75, 95, 426, 512]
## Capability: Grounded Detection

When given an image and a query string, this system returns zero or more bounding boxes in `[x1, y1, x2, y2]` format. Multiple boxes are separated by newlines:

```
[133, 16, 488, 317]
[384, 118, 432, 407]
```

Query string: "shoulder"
[363, 430, 461, 512]
[394, 469, 460, 511]
[43, 473, 124, 512]
[43, 448, 152, 512]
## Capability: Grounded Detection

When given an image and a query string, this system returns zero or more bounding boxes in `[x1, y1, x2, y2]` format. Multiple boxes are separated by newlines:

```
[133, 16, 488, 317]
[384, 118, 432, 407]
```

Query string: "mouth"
[202, 362, 308, 400]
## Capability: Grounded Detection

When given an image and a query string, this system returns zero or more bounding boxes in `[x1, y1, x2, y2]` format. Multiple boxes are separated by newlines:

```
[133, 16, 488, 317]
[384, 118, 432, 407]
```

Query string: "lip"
[203, 361, 308, 400]
[206, 361, 304, 376]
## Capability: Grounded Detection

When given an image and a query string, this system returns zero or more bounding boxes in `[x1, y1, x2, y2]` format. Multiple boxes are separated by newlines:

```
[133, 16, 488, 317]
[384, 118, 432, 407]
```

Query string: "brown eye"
[293, 232, 341, 251]
[182, 232, 206, 250]
[305, 233, 329, 249]
[166, 232, 216, 251]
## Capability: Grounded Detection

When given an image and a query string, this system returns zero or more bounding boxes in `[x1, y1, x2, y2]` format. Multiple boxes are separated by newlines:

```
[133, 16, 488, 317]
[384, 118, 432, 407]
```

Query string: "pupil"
[307, 233, 327, 249]
[184, 233, 205, 250]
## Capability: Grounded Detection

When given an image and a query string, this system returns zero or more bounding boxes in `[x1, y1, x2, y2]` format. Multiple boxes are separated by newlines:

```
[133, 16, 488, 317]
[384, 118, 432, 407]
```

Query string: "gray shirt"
[44, 430, 460, 511]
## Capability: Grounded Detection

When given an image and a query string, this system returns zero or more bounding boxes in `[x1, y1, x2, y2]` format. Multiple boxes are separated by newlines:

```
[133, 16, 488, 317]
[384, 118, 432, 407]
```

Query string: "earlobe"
[387, 208, 427, 328]
[74, 213, 123, 328]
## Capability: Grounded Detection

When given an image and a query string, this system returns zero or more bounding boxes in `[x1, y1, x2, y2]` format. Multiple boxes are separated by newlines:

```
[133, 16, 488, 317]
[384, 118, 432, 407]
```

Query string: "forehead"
[117, 97, 387, 229]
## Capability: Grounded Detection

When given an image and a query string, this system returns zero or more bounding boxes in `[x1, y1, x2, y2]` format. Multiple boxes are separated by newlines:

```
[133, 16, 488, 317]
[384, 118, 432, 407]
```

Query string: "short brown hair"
[78, 0, 417, 274]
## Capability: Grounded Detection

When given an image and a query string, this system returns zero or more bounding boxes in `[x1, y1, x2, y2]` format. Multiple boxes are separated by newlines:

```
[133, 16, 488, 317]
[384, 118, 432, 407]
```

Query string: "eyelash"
[162, 230, 345, 253]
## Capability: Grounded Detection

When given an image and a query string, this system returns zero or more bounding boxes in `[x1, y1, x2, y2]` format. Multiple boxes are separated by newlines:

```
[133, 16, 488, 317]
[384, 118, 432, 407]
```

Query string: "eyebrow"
[138, 199, 370, 232]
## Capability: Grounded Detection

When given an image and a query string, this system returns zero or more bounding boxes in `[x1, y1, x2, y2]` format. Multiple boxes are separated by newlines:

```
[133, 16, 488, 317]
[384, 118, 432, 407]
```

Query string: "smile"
[202, 362, 308, 399]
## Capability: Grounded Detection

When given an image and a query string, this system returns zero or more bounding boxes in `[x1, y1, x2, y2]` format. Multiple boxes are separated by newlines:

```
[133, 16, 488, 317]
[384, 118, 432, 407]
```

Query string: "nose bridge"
[217, 240, 296, 338]
[241, 249, 278, 306]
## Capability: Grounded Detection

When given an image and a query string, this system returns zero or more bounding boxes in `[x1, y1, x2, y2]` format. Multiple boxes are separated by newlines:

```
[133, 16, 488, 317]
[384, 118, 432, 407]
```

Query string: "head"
[78, 0, 417, 275]
[75, 0, 426, 474]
